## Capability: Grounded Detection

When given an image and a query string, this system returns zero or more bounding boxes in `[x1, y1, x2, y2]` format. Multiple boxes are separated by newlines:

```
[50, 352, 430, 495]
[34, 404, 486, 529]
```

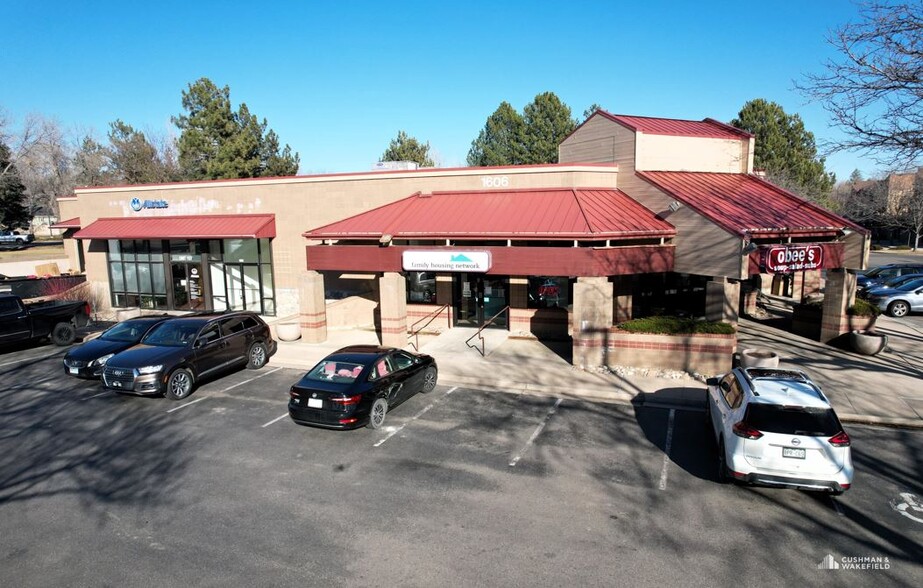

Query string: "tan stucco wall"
[635, 134, 750, 173]
[58, 165, 620, 316]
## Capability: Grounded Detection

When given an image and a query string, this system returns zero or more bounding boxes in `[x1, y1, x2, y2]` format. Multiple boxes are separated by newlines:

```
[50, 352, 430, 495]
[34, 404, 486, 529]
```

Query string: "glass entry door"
[454, 274, 508, 328]
[225, 264, 261, 311]
[171, 262, 205, 311]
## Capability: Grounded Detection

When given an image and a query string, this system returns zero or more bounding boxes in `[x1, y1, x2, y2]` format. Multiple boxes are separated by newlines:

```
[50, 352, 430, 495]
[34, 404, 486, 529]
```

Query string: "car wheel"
[165, 368, 194, 401]
[717, 438, 730, 484]
[51, 322, 76, 346]
[888, 300, 910, 317]
[367, 397, 388, 429]
[246, 342, 268, 370]
[421, 367, 437, 393]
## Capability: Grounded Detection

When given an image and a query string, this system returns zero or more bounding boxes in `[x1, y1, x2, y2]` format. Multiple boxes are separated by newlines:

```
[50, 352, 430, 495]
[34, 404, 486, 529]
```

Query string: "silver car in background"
[865, 278, 923, 317]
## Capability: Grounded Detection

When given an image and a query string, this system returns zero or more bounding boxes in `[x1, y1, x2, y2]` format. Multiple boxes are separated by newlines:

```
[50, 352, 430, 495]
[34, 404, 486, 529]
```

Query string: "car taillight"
[829, 431, 851, 447]
[289, 388, 299, 399]
[732, 421, 763, 440]
[339, 418, 358, 425]
[330, 395, 362, 406]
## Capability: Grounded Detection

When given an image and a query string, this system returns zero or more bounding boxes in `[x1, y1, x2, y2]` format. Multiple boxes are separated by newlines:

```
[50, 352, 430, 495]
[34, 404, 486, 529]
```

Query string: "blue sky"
[4, 0, 878, 181]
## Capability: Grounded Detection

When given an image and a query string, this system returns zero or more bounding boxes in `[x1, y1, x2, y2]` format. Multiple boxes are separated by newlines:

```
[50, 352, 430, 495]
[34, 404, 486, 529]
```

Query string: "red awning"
[50, 217, 81, 229]
[74, 214, 275, 240]
[637, 172, 867, 238]
[303, 188, 675, 241]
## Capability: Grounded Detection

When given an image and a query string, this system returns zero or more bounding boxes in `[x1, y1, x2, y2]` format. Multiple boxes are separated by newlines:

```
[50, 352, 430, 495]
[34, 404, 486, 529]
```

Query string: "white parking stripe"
[84, 391, 111, 400]
[509, 397, 562, 467]
[374, 386, 458, 448]
[166, 397, 207, 413]
[658, 409, 676, 491]
[221, 367, 283, 392]
[262, 413, 289, 428]
[0, 351, 62, 368]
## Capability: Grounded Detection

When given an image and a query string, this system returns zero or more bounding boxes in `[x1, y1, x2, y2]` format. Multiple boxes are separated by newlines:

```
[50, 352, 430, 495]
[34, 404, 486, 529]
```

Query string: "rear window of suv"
[744, 404, 840, 436]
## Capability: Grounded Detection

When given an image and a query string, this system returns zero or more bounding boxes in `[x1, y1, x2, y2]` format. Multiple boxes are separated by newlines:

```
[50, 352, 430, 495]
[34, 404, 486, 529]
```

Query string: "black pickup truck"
[0, 294, 91, 346]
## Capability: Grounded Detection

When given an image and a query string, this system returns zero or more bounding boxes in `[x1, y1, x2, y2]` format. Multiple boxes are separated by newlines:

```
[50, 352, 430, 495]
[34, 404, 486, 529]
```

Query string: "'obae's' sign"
[761, 245, 824, 273]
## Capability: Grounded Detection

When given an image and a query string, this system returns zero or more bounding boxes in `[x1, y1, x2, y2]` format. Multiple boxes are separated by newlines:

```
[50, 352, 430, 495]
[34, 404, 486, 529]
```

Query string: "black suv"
[102, 311, 277, 400]
[857, 264, 923, 293]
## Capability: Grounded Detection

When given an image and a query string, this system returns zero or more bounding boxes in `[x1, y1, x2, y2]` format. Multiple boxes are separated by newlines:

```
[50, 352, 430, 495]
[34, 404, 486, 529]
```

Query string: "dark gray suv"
[102, 311, 277, 400]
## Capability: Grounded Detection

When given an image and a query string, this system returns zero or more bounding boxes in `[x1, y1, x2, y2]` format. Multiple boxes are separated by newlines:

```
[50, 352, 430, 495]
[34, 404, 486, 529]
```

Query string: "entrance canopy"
[74, 214, 276, 240]
[303, 188, 675, 241]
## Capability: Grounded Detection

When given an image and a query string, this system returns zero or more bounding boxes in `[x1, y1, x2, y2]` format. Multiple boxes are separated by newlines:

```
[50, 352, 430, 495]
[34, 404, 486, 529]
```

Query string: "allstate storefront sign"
[129, 197, 169, 212]
[402, 250, 491, 273]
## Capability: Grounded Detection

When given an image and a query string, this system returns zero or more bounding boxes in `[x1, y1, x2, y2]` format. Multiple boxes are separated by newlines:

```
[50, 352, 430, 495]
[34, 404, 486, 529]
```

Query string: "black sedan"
[289, 346, 438, 430]
[63, 315, 171, 378]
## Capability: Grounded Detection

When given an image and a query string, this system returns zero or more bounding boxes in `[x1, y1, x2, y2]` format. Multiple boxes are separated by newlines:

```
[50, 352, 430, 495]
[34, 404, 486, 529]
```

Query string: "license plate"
[782, 447, 806, 459]
[308, 398, 323, 408]
[69, 367, 78, 375]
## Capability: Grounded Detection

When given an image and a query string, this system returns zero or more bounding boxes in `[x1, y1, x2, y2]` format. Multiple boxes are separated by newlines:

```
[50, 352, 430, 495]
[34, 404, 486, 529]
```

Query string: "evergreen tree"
[731, 99, 836, 205]
[0, 143, 31, 229]
[521, 92, 578, 164]
[467, 102, 526, 166]
[381, 131, 435, 167]
[173, 78, 299, 180]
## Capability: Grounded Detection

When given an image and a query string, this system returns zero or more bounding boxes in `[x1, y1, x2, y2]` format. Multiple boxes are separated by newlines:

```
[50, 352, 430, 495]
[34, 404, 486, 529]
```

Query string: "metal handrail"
[408, 304, 450, 350]
[465, 306, 510, 357]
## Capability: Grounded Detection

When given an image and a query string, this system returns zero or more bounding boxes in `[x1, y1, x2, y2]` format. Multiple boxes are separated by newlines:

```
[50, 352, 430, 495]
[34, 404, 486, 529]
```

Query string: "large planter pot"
[849, 330, 888, 356]
[276, 322, 302, 342]
[740, 348, 780, 368]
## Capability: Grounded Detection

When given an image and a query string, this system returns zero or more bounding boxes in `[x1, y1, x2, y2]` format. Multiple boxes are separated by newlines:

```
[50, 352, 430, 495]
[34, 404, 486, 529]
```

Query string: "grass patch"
[616, 316, 735, 335]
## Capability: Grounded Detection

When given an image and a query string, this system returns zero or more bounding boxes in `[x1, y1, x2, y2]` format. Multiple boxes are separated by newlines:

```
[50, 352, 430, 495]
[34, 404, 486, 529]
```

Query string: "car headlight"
[89, 353, 115, 367]
[138, 365, 164, 375]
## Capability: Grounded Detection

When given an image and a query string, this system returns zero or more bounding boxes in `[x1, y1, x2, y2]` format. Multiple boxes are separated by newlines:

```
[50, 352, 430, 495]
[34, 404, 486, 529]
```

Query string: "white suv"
[706, 367, 853, 494]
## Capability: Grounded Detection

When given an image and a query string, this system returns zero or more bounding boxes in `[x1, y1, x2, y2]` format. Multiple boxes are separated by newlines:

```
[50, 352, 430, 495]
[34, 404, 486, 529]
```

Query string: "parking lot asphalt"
[0, 345, 921, 587]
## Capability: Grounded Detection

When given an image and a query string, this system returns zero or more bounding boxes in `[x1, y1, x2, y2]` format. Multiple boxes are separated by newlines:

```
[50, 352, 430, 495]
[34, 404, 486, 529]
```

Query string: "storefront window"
[527, 276, 572, 309]
[108, 240, 169, 310]
[406, 271, 436, 304]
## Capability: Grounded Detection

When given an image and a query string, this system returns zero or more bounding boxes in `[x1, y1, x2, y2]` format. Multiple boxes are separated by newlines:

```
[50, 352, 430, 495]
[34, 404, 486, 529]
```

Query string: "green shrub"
[616, 316, 736, 335]
[870, 244, 884, 251]
[849, 297, 881, 317]
[893, 245, 912, 250]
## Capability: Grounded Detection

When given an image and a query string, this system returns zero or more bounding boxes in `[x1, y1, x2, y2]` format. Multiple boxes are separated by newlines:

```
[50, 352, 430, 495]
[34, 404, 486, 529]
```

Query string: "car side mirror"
[706, 377, 719, 387]
[719, 381, 731, 393]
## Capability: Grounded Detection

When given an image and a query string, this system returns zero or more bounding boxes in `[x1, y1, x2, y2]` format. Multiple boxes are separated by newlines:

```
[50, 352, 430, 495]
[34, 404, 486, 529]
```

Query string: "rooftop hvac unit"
[372, 161, 419, 171]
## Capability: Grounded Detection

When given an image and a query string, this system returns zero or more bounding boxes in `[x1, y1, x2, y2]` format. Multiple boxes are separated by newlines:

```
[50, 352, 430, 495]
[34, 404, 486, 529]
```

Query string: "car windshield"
[304, 360, 365, 383]
[881, 275, 918, 287]
[863, 267, 888, 278]
[745, 404, 841, 436]
[141, 322, 201, 347]
[100, 320, 152, 343]
[894, 278, 923, 291]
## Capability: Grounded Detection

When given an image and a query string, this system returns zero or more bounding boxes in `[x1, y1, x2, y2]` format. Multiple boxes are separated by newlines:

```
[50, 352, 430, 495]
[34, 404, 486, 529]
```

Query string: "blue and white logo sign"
[402, 251, 491, 273]
[129, 197, 169, 212]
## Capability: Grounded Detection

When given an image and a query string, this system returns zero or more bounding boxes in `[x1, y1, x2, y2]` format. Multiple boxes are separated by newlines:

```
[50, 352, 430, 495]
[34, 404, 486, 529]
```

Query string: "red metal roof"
[304, 188, 675, 241]
[637, 172, 865, 237]
[74, 214, 276, 240]
[597, 112, 752, 140]
[49, 217, 81, 229]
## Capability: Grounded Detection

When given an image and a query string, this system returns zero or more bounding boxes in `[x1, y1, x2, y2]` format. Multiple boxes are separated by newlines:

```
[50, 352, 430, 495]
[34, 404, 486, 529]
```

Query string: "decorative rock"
[276, 322, 302, 342]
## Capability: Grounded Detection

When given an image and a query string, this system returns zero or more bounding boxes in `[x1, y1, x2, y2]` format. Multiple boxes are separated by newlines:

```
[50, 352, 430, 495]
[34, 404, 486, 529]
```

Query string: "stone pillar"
[803, 270, 822, 298]
[791, 272, 805, 302]
[509, 276, 528, 308]
[706, 278, 740, 324]
[572, 277, 613, 368]
[740, 281, 759, 317]
[612, 276, 633, 323]
[436, 274, 453, 308]
[758, 273, 773, 295]
[299, 270, 327, 343]
[820, 270, 856, 343]
[379, 272, 408, 348]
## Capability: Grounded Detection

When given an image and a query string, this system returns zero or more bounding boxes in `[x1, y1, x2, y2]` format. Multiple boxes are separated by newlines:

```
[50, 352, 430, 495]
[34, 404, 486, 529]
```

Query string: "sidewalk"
[269, 313, 923, 429]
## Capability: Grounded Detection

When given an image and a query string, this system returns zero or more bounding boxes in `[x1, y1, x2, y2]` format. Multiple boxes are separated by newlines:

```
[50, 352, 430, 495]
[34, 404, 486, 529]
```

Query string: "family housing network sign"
[402, 251, 491, 273]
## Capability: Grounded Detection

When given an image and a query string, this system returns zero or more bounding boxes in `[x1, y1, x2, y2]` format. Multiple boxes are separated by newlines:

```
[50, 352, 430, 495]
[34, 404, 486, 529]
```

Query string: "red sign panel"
[762, 245, 824, 273]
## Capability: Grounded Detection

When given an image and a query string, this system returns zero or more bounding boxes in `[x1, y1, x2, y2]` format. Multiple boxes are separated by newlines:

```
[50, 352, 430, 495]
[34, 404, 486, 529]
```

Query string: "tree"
[107, 120, 175, 184]
[730, 99, 836, 205]
[521, 92, 577, 164]
[0, 143, 31, 229]
[381, 131, 435, 167]
[2, 113, 74, 219]
[583, 103, 604, 120]
[906, 174, 923, 249]
[800, 2, 923, 168]
[467, 102, 526, 166]
[173, 78, 299, 180]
